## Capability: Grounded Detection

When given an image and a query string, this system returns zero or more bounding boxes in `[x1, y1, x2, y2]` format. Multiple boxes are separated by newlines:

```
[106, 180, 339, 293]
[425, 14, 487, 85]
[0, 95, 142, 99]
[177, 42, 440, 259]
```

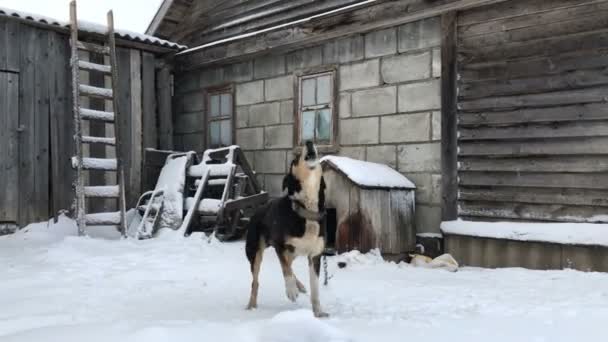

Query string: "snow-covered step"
[76, 41, 110, 55]
[71, 157, 117, 171]
[85, 211, 121, 225]
[195, 178, 227, 187]
[81, 136, 116, 146]
[184, 198, 222, 214]
[188, 163, 234, 177]
[79, 107, 115, 122]
[79, 84, 113, 100]
[84, 185, 119, 198]
[78, 60, 111, 74]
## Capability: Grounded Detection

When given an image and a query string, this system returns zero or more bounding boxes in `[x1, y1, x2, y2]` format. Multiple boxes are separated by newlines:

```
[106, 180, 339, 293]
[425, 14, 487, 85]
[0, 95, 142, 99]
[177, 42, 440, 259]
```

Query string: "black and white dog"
[245, 140, 328, 317]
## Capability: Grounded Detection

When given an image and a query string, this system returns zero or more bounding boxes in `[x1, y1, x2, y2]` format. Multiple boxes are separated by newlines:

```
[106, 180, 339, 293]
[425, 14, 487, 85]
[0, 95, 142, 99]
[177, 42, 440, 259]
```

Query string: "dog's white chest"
[287, 221, 324, 256]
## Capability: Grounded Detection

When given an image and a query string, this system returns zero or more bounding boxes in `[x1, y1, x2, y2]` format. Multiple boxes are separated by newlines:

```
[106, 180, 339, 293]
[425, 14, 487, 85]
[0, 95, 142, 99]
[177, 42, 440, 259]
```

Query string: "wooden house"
[322, 156, 416, 257]
[145, 0, 608, 270]
[0, 7, 183, 231]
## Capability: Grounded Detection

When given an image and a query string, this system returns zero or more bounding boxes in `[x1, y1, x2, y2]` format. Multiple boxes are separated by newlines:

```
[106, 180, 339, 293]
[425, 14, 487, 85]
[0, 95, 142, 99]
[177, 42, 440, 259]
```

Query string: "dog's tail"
[245, 210, 264, 270]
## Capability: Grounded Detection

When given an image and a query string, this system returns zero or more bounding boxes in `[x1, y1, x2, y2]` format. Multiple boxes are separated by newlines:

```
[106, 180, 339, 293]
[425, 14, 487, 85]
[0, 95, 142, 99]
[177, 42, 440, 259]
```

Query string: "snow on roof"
[321, 155, 415, 190]
[0, 6, 186, 50]
[441, 220, 608, 247]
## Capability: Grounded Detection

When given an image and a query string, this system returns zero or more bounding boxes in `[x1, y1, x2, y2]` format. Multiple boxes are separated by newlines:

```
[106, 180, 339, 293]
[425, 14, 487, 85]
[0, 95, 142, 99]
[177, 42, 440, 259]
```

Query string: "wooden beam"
[175, 0, 511, 70]
[157, 66, 174, 150]
[146, 0, 175, 35]
[441, 11, 458, 221]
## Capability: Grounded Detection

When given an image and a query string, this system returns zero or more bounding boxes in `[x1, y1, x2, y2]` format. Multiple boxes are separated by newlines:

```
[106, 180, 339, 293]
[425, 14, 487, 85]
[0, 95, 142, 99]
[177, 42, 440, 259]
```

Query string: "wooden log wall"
[169, 0, 366, 47]
[0, 17, 160, 227]
[456, 0, 608, 223]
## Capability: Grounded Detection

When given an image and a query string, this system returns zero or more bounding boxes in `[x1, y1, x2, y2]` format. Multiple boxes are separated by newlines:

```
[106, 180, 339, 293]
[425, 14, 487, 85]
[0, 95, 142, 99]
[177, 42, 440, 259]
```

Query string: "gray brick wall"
[172, 16, 443, 233]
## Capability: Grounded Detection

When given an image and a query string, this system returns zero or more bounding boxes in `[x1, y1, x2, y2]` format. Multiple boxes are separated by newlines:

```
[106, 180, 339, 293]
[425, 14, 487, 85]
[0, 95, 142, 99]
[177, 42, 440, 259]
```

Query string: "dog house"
[321, 156, 416, 257]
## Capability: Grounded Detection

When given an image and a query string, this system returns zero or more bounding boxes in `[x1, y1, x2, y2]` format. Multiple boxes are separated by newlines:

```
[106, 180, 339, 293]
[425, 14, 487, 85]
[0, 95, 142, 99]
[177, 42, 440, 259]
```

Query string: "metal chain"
[323, 254, 329, 286]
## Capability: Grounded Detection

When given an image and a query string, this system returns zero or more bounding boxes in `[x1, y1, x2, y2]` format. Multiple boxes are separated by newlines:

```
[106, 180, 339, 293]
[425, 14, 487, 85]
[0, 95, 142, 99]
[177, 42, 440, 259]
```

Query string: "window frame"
[205, 84, 235, 149]
[294, 66, 339, 153]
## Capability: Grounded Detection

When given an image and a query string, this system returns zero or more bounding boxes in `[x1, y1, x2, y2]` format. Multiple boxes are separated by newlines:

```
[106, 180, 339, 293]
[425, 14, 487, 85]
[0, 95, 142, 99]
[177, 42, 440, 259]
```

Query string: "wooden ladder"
[69, 1, 127, 236]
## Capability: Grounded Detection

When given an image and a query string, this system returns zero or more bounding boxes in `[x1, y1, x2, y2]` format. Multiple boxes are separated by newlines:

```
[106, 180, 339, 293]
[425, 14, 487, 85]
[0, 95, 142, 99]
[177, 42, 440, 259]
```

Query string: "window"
[296, 70, 336, 148]
[207, 87, 233, 148]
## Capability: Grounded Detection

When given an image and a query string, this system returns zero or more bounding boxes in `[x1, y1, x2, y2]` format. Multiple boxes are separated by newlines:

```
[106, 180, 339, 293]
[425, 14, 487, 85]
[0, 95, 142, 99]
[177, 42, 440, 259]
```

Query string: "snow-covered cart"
[132, 146, 268, 240]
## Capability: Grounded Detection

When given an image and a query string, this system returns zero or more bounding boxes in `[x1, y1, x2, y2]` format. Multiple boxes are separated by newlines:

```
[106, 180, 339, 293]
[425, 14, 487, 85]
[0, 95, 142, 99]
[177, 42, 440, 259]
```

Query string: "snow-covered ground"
[1, 216, 608, 342]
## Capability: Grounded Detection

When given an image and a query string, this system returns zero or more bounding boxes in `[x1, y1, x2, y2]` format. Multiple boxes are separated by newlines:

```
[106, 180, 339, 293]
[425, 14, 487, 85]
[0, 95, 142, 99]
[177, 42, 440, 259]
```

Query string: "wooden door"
[0, 71, 19, 225]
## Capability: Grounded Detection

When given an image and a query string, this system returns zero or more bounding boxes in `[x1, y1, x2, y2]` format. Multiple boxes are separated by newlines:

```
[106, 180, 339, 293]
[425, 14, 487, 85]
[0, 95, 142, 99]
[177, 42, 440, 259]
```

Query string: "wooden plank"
[459, 156, 608, 173]
[360, 189, 389, 253]
[157, 66, 173, 150]
[0, 20, 20, 72]
[459, 86, 608, 112]
[458, 0, 596, 26]
[142, 52, 157, 150]
[0, 72, 19, 222]
[35, 29, 51, 222]
[441, 12, 458, 221]
[190, 0, 367, 46]
[460, 10, 608, 49]
[48, 31, 75, 218]
[458, 103, 608, 126]
[459, 49, 608, 82]
[146, 0, 176, 36]
[130, 49, 143, 207]
[18, 26, 37, 225]
[141, 52, 157, 195]
[459, 137, 608, 156]
[116, 47, 132, 206]
[459, 120, 608, 141]
[389, 190, 415, 254]
[458, 0, 608, 37]
[176, 0, 510, 70]
[459, 68, 608, 100]
[459, 29, 608, 64]
[459, 201, 608, 223]
[459, 186, 608, 207]
[459, 171, 608, 189]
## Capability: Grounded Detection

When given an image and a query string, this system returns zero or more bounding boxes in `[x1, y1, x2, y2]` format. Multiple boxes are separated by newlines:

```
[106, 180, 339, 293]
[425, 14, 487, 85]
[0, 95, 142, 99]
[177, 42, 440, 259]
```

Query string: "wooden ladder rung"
[79, 107, 115, 122]
[78, 60, 111, 74]
[84, 185, 120, 198]
[76, 41, 110, 55]
[85, 212, 121, 225]
[81, 135, 116, 146]
[79, 84, 113, 100]
[72, 156, 117, 171]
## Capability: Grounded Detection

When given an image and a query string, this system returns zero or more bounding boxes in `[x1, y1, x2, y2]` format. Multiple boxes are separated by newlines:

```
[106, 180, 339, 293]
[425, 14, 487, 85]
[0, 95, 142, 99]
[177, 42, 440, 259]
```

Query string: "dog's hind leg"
[276, 249, 300, 302]
[309, 255, 328, 318]
[246, 239, 265, 310]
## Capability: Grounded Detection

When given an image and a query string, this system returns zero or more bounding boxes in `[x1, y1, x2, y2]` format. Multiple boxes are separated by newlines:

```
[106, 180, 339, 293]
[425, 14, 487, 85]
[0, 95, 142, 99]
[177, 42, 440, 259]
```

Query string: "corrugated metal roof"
[0, 6, 187, 50]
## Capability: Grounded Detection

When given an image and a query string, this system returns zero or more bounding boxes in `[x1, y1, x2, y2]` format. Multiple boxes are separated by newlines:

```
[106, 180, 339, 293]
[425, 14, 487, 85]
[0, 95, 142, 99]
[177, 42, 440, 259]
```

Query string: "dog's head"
[283, 140, 323, 197]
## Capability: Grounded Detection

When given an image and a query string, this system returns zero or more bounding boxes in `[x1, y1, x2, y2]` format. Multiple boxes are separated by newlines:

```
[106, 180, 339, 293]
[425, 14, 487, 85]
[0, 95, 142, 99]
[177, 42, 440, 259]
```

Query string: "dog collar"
[292, 200, 325, 221]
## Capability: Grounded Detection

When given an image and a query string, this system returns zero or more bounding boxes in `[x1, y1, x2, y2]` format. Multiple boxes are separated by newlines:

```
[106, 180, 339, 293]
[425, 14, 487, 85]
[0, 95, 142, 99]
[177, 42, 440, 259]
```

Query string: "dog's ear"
[282, 173, 302, 195]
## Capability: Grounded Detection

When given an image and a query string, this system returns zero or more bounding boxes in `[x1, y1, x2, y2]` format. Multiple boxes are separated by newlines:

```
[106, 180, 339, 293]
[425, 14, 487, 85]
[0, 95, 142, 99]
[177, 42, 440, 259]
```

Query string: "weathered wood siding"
[0, 17, 161, 227]
[456, 0, 608, 223]
[324, 168, 416, 255]
[169, 0, 367, 47]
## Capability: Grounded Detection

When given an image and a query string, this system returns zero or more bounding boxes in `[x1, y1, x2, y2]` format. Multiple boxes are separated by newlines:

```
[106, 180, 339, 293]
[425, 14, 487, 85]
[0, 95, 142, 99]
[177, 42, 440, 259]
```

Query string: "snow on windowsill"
[321, 155, 415, 190]
[441, 220, 608, 247]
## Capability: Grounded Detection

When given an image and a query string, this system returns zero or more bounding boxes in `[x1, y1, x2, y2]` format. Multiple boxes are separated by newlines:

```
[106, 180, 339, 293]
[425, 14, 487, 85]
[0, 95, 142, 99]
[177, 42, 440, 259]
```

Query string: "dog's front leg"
[308, 255, 328, 318]
[277, 249, 299, 302]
